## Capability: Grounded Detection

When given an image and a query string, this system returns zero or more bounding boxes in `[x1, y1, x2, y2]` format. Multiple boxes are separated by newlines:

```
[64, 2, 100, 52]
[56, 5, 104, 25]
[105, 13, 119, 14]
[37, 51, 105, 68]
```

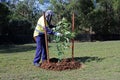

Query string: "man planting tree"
[33, 10, 62, 67]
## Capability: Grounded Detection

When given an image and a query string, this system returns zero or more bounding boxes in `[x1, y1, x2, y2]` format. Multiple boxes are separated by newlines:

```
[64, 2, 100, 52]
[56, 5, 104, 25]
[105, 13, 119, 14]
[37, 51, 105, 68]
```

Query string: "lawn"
[0, 41, 120, 80]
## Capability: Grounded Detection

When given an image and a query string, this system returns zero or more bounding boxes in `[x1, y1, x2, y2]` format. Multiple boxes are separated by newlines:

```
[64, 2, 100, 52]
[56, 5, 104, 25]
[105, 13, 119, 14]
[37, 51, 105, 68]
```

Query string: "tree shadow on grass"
[49, 56, 105, 63]
[0, 44, 36, 54]
[73, 56, 105, 63]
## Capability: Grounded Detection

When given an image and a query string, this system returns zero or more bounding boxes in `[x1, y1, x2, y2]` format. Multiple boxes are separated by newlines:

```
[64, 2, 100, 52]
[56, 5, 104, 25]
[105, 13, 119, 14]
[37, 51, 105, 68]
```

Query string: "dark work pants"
[33, 35, 47, 63]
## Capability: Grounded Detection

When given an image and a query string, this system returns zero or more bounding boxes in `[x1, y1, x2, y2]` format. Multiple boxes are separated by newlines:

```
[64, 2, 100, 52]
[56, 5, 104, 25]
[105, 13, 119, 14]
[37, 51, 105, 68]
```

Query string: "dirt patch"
[40, 58, 82, 71]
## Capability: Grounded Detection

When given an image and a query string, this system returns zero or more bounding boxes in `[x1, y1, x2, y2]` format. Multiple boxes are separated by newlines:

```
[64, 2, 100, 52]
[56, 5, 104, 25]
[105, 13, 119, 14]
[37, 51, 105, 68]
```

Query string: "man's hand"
[55, 32, 62, 36]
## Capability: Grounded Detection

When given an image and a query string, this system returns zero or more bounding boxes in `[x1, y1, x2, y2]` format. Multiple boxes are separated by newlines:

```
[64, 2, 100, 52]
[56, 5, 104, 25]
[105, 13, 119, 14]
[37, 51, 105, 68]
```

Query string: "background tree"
[10, 0, 42, 27]
[0, 0, 43, 44]
[0, 3, 10, 36]
[1, 0, 120, 44]
[50, 0, 94, 33]
[88, 0, 115, 35]
[112, 0, 120, 34]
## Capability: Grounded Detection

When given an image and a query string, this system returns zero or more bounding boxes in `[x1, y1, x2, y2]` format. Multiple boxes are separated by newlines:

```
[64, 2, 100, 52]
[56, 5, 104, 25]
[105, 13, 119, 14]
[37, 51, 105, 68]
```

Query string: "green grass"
[0, 41, 120, 80]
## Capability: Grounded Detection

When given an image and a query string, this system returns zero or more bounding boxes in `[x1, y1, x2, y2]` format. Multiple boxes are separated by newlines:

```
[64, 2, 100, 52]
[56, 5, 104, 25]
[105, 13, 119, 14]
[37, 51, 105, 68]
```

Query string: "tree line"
[0, 0, 120, 44]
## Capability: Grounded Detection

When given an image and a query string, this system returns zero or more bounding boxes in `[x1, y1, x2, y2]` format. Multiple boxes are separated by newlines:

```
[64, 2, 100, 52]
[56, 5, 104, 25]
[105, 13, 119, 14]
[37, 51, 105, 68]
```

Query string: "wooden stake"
[43, 12, 49, 63]
[72, 13, 75, 61]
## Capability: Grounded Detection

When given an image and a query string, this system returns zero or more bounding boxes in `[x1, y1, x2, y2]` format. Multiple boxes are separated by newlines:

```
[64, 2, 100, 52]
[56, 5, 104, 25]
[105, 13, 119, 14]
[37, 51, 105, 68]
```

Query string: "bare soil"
[40, 58, 82, 71]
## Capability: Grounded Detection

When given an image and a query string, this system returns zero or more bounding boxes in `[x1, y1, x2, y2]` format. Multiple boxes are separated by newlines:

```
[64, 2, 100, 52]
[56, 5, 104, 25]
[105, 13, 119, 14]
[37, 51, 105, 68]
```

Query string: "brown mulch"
[40, 58, 82, 71]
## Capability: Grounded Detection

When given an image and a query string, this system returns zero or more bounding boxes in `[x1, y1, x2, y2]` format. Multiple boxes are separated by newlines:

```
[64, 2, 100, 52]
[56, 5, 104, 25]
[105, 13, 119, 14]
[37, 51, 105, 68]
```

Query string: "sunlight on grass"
[0, 41, 120, 80]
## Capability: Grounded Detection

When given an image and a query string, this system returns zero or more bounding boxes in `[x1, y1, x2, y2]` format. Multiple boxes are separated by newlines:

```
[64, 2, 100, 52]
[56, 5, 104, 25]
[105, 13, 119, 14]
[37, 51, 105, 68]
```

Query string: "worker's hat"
[45, 10, 54, 16]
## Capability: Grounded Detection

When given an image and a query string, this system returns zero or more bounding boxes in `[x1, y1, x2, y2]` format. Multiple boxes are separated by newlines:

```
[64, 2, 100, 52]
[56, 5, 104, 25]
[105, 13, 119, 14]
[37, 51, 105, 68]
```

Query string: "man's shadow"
[49, 56, 105, 63]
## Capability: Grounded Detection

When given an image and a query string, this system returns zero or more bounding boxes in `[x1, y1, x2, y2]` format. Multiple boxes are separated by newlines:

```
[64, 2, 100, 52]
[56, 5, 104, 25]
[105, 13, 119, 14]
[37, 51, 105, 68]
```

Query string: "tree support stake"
[72, 12, 75, 61]
[43, 12, 49, 63]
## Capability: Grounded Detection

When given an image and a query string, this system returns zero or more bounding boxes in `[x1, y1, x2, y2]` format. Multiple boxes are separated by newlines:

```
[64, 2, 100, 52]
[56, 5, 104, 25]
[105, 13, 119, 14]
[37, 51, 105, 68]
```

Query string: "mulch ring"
[40, 58, 82, 71]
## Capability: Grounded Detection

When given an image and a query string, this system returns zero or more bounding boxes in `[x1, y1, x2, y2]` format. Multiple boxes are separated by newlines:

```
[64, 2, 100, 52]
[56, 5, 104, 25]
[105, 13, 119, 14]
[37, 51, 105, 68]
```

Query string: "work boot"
[34, 63, 40, 67]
